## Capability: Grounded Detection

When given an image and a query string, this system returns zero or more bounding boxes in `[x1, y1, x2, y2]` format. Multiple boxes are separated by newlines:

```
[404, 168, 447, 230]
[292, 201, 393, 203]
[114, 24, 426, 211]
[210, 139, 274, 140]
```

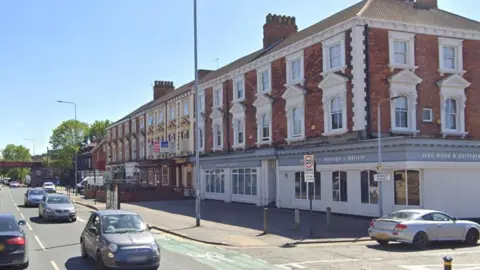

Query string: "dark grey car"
[24, 188, 46, 207]
[80, 210, 160, 270]
[38, 194, 77, 222]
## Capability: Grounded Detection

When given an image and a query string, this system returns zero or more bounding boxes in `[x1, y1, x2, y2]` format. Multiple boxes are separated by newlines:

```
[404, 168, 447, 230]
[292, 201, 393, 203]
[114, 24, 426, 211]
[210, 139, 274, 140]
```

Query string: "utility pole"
[193, 0, 201, 227]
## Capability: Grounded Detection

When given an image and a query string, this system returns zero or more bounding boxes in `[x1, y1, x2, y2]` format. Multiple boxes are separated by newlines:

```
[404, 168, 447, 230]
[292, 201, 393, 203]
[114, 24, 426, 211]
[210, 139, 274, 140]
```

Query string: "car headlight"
[108, 243, 118, 253]
[150, 242, 159, 250]
[69, 208, 76, 212]
[45, 208, 53, 213]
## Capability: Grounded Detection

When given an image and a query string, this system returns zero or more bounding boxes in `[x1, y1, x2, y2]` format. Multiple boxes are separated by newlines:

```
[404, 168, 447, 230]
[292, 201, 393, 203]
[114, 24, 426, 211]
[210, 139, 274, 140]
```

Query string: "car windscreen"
[0, 217, 18, 232]
[102, 214, 148, 234]
[47, 196, 70, 204]
[29, 190, 46, 195]
[383, 211, 419, 220]
[44, 183, 54, 186]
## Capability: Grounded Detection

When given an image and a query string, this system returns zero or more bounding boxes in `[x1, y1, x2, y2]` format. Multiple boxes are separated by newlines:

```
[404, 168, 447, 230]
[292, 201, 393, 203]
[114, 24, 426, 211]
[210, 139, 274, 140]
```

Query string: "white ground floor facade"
[191, 138, 480, 218]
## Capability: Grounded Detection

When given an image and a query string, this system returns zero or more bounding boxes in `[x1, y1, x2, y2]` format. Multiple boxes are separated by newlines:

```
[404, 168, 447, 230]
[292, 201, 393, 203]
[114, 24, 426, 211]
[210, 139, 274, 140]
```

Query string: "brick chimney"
[415, 0, 437, 9]
[198, 69, 213, 80]
[263, 14, 298, 49]
[153, 81, 174, 100]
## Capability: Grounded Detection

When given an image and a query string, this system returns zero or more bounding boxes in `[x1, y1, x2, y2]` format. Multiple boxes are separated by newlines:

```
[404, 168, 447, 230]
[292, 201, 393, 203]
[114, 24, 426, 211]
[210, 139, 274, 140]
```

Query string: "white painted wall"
[423, 168, 480, 218]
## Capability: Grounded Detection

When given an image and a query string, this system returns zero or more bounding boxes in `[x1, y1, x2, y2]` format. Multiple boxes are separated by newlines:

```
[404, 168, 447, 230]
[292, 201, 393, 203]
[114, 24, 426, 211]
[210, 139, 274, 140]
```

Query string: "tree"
[1, 144, 32, 181]
[88, 120, 111, 143]
[49, 120, 90, 169]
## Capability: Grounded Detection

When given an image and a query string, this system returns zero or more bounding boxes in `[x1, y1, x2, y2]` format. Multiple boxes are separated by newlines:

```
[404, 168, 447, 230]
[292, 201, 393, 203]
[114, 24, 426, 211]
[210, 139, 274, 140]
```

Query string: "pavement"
[57, 189, 372, 247]
[2, 186, 480, 269]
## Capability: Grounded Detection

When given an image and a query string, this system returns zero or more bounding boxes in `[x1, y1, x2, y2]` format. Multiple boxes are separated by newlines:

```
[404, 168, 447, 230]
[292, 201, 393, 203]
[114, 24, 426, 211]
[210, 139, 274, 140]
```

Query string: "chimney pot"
[263, 13, 298, 49]
[415, 0, 437, 9]
[153, 80, 175, 100]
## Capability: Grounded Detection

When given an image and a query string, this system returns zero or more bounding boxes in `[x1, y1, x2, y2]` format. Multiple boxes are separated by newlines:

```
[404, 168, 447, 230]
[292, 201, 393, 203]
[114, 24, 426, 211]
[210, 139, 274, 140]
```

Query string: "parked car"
[0, 214, 29, 269]
[368, 209, 480, 249]
[42, 182, 56, 193]
[9, 181, 20, 188]
[80, 210, 160, 269]
[38, 194, 76, 222]
[24, 188, 47, 207]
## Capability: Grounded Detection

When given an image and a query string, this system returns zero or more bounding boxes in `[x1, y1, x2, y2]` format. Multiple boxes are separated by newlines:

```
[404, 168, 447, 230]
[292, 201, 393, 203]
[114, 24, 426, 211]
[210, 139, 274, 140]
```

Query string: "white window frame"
[213, 124, 223, 150]
[204, 169, 225, 194]
[169, 105, 175, 121]
[422, 108, 433, 123]
[198, 90, 205, 113]
[332, 171, 348, 202]
[232, 75, 245, 103]
[322, 33, 347, 75]
[229, 103, 246, 149]
[388, 31, 416, 71]
[256, 63, 272, 95]
[198, 126, 204, 151]
[213, 86, 223, 108]
[253, 95, 273, 146]
[437, 74, 471, 137]
[285, 50, 304, 86]
[318, 73, 348, 136]
[438, 37, 464, 76]
[233, 119, 245, 148]
[282, 85, 306, 143]
[183, 100, 189, 116]
[210, 108, 224, 151]
[388, 70, 422, 135]
[231, 168, 258, 196]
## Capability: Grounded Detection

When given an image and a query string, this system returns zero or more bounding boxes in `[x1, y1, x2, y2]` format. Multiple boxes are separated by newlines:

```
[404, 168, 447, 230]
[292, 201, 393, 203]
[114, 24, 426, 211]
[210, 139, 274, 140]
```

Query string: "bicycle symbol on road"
[186, 252, 234, 263]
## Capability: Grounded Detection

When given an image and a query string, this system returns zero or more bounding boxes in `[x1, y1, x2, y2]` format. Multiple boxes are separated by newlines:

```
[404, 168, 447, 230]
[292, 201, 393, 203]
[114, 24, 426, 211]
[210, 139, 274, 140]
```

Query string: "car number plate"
[128, 255, 147, 262]
[0, 244, 4, 252]
[376, 233, 389, 240]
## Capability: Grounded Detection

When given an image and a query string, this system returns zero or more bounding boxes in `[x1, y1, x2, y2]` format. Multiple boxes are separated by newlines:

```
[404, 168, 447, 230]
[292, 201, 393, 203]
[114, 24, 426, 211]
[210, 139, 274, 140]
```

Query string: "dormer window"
[233, 75, 245, 102]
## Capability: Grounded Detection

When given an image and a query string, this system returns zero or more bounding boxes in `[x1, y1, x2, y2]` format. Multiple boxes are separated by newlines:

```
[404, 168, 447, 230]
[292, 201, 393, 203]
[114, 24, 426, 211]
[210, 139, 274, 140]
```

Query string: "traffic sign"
[304, 173, 315, 183]
[303, 155, 315, 174]
[160, 141, 170, 153]
[374, 173, 391, 182]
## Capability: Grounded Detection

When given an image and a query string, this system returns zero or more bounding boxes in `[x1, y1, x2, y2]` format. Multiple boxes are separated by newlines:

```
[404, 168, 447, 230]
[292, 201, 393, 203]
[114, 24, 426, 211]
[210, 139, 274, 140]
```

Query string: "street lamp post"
[193, 0, 201, 227]
[377, 96, 402, 217]
[57, 100, 78, 195]
[23, 138, 35, 156]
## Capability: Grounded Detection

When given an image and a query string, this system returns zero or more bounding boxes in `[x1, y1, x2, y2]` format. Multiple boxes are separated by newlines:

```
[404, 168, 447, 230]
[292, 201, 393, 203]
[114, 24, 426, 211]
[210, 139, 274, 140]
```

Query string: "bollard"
[263, 208, 268, 234]
[294, 209, 300, 231]
[326, 207, 331, 229]
[443, 256, 452, 270]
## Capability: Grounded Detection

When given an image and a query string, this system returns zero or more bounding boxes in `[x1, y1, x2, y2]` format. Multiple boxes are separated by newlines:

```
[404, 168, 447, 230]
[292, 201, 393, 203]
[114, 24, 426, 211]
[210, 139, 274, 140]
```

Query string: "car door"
[430, 212, 464, 240]
[84, 214, 101, 255]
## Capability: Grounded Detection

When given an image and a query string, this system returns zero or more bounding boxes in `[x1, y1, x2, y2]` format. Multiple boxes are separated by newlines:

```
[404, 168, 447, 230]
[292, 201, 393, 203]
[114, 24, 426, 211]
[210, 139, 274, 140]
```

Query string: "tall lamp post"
[57, 100, 78, 195]
[377, 96, 402, 217]
[193, 0, 201, 227]
[23, 138, 35, 156]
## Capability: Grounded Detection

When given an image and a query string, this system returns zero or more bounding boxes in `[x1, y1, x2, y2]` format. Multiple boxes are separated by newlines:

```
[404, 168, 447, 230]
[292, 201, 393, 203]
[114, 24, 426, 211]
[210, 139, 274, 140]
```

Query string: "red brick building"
[192, 0, 480, 219]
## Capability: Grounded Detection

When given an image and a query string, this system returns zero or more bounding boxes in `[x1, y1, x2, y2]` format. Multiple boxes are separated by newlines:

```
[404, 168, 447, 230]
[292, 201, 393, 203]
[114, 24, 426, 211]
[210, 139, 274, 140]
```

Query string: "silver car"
[38, 194, 77, 222]
[24, 188, 47, 207]
[369, 209, 480, 249]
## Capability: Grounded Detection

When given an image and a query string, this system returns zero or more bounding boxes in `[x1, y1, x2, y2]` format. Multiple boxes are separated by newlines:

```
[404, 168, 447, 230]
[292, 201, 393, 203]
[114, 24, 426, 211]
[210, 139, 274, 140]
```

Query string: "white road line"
[20, 213, 25, 219]
[26, 222, 33, 231]
[34, 235, 46, 250]
[77, 217, 86, 223]
[16, 207, 20, 212]
[50, 260, 60, 270]
[276, 259, 364, 269]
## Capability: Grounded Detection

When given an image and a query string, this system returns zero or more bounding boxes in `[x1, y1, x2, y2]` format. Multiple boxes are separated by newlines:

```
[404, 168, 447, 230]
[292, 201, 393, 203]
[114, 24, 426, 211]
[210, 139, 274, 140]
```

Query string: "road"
[3, 187, 480, 270]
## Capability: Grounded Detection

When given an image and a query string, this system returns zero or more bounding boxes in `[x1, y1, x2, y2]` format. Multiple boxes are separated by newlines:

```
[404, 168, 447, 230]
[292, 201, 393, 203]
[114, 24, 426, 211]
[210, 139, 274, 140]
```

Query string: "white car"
[43, 182, 56, 193]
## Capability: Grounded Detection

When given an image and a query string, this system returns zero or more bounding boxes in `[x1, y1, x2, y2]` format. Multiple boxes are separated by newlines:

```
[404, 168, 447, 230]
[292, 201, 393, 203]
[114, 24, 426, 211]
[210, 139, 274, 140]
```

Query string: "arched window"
[445, 98, 457, 130]
[330, 97, 343, 130]
[395, 96, 408, 128]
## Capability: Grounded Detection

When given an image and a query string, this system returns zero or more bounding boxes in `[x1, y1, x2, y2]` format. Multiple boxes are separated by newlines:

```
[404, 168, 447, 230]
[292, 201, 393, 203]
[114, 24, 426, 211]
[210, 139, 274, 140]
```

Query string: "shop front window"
[232, 168, 257, 196]
[161, 166, 170, 186]
[332, 171, 347, 202]
[394, 170, 420, 206]
[205, 169, 225, 194]
[294, 171, 321, 200]
[361, 170, 378, 204]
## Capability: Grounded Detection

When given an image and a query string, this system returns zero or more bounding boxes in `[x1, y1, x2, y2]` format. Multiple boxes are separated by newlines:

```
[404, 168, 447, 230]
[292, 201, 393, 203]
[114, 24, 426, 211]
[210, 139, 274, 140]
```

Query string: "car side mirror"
[89, 226, 98, 234]
[18, 220, 26, 226]
[147, 224, 152, 230]
[452, 217, 457, 221]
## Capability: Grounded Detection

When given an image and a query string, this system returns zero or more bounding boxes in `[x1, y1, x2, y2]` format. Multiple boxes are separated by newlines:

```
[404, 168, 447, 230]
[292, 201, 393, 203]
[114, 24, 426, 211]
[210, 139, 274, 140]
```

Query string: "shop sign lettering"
[214, 163, 239, 168]
[421, 152, 480, 161]
[320, 155, 367, 163]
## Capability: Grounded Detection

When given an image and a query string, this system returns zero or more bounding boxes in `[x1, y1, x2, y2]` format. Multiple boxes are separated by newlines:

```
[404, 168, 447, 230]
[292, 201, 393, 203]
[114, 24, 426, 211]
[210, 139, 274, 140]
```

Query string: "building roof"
[109, 0, 480, 128]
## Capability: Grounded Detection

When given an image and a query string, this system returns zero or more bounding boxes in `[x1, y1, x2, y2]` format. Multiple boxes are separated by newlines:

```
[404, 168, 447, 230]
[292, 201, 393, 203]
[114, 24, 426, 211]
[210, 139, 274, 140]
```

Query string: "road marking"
[20, 213, 25, 219]
[399, 265, 480, 270]
[50, 260, 60, 270]
[26, 222, 33, 231]
[34, 235, 46, 250]
[77, 217, 86, 223]
[16, 206, 20, 212]
[276, 259, 364, 269]
[186, 252, 235, 263]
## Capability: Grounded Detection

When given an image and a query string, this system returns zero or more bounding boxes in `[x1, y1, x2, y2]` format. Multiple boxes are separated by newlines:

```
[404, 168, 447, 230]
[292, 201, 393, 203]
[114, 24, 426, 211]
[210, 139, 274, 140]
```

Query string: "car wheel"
[71, 218, 77, 222]
[465, 229, 479, 246]
[18, 260, 29, 269]
[412, 232, 429, 250]
[376, 240, 389, 245]
[42, 212, 48, 223]
[80, 240, 88, 259]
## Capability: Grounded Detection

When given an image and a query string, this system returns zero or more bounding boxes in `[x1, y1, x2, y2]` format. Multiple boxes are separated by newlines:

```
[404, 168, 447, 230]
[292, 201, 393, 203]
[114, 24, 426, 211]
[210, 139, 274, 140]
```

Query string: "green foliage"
[1, 144, 32, 181]
[88, 120, 111, 142]
[49, 120, 90, 170]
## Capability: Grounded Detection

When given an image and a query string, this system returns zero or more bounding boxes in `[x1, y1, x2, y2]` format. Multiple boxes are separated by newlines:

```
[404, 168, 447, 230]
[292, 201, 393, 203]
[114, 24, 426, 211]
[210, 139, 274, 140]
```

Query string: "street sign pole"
[303, 154, 315, 237]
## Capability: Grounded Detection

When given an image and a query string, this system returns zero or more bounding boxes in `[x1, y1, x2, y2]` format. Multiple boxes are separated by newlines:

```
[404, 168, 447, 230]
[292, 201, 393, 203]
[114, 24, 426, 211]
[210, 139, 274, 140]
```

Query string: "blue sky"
[0, 0, 476, 156]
